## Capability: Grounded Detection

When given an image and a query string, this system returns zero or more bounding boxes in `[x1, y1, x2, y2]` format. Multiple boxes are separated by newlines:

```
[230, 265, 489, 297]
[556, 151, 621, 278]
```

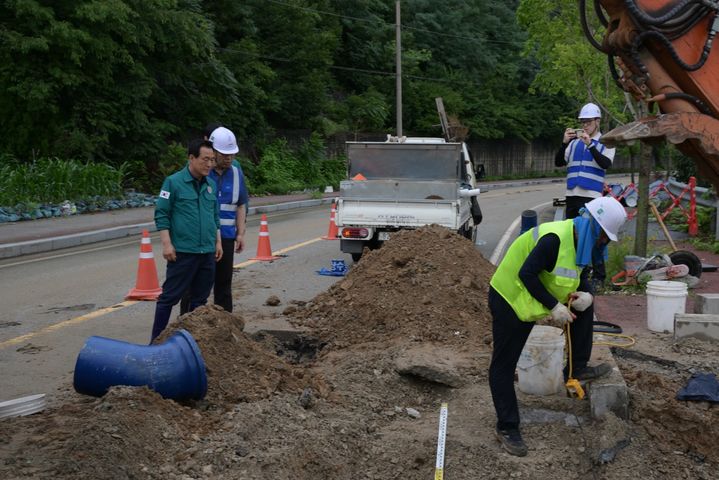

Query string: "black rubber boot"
[495, 427, 528, 457]
[574, 363, 612, 381]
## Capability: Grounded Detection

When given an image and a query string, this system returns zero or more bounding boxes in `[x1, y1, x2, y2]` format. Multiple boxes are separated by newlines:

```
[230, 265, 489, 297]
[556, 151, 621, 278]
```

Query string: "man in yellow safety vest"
[488, 196, 627, 456]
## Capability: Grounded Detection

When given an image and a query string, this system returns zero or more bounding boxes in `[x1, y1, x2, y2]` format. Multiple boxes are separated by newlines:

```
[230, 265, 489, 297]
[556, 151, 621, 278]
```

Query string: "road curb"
[0, 197, 338, 260]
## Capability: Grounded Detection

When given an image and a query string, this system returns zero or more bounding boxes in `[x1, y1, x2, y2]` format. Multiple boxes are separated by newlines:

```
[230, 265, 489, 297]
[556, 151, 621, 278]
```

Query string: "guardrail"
[664, 177, 719, 239]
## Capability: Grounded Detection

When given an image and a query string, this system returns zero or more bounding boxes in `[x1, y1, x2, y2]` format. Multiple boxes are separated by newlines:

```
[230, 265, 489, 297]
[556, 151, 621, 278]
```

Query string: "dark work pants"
[565, 195, 606, 285]
[180, 238, 235, 314]
[488, 287, 594, 430]
[565, 195, 595, 220]
[151, 252, 215, 342]
[213, 238, 236, 312]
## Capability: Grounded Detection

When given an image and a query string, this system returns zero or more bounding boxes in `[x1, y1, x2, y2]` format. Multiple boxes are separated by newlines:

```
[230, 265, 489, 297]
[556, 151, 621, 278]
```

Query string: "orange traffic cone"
[126, 230, 162, 300]
[322, 201, 339, 240]
[251, 214, 280, 261]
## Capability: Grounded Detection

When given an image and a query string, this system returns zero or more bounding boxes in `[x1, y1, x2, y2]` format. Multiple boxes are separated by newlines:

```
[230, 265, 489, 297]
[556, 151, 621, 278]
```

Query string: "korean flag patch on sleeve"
[159, 190, 171, 199]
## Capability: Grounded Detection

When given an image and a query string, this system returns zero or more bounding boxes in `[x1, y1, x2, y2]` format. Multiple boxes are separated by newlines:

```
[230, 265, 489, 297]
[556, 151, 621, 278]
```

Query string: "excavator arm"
[586, 0, 719, 190]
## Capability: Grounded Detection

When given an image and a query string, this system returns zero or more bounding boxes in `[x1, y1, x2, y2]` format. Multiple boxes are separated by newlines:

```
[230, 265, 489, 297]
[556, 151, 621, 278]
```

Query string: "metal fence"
[262, 130, 635, 178]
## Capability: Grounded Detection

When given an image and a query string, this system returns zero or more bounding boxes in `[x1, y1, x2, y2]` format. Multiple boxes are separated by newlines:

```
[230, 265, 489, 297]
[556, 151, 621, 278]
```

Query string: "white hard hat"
[578, 103, 601, 119]
[209, 127, 239, 155]
[585, 196, 627, 241]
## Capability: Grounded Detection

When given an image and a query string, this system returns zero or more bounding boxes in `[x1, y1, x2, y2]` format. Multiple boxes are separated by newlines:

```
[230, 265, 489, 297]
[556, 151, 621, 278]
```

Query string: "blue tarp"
[676, 373, 719, 403]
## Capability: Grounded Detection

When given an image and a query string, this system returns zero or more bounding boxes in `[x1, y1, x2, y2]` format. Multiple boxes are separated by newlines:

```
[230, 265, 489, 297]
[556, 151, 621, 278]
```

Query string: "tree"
[0, 0, 236, 164]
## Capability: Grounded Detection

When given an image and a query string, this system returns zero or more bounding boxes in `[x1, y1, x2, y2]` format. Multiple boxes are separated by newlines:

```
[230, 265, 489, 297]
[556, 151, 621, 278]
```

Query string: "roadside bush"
[247, 135, 346, 195]
[0, 157, 125, 205]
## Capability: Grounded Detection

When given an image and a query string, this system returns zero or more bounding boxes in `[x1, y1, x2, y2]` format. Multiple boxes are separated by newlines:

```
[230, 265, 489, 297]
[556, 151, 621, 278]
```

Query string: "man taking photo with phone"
[555, 102, 616, 288]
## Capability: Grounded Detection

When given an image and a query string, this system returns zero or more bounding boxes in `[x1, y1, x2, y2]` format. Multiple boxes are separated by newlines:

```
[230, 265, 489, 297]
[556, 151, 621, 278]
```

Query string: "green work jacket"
[490, 220, 581, 322]
[154, 166, 220, 254]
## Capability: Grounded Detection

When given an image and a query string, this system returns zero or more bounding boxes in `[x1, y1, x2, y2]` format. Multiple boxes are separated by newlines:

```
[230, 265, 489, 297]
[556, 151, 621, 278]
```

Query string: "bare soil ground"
[1, 226, 717, 479]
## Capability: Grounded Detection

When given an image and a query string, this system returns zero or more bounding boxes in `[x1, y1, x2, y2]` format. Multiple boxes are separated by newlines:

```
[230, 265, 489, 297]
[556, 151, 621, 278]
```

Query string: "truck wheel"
[351, 252, 362, 262]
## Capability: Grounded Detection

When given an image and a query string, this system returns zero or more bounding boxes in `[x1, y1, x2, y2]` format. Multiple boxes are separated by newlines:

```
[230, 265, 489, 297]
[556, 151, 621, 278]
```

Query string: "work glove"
[550, 302, 575, 326]
[570, 291, 593, 312]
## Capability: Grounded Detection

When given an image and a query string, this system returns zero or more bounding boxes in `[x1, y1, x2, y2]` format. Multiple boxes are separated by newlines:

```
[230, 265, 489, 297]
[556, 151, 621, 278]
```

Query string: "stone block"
[674, 313, 719, 342]
[693, 294, 719, 314]
[587, 346, 629, 419]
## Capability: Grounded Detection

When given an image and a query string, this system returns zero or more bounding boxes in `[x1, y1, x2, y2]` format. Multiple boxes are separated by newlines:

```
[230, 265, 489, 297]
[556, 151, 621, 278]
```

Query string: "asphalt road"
[0, 181, 571, 400]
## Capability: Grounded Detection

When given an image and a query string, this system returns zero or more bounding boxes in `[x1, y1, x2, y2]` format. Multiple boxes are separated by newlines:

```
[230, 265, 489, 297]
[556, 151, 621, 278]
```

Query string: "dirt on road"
[1, 225, 717, 479]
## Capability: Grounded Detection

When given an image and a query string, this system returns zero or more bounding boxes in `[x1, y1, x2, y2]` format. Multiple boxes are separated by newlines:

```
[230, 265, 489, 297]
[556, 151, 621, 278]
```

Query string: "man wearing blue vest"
[206, 126, 249, 313]
[488, 196, 626, 456]
[556, 103, 615, 287]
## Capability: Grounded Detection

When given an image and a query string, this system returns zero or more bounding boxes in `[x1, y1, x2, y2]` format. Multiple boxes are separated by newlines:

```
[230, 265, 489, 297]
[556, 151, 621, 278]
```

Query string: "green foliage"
[517, 0, 630, 128]
[0, 158, 124, 205]
[1, 0, 598, 185]
[244, 135, 345, 195]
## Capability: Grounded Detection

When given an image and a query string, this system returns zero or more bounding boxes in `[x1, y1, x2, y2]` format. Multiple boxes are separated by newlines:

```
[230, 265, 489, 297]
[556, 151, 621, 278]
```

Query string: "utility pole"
[395, 0, 402, 137]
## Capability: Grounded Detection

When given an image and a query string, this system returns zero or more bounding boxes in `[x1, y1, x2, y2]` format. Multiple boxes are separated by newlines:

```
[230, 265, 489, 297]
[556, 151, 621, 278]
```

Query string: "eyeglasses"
[580, 119, 596, 125]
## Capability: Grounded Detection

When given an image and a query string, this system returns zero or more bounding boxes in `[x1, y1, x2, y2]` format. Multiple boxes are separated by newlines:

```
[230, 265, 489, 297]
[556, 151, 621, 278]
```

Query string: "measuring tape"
[434, 403, 448, 480]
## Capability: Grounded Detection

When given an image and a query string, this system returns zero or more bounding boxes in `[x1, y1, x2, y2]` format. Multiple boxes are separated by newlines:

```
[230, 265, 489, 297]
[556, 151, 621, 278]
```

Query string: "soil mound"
[157, 305, 325, 405]
[292, 225, 495, 347]
[1, 387, 206, 479]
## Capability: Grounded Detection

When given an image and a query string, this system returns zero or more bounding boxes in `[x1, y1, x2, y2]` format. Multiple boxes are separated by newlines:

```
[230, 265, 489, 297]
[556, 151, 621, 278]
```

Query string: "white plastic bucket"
[517, 326, 565, 395]
[646, 280, 687, 333]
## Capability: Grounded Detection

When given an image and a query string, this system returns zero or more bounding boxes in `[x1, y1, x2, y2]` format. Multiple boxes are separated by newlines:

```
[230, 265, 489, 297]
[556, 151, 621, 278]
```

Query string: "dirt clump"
[292, 225, 495, 348]
[156, 304, 326, 406]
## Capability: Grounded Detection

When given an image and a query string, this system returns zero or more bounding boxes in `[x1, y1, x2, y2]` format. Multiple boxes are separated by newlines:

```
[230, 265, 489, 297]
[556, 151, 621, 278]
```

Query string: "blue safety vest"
[566, 138, 607, 194]
[209, 165, 248, 239]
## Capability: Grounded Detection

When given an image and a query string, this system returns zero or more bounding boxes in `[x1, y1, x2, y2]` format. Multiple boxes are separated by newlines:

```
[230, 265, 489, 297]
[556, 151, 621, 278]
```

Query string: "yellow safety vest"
[490, 220, 581, 322]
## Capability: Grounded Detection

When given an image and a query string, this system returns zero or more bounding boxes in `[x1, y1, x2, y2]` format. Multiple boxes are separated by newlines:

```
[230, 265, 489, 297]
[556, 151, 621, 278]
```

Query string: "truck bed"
[336, 198, 470, 230]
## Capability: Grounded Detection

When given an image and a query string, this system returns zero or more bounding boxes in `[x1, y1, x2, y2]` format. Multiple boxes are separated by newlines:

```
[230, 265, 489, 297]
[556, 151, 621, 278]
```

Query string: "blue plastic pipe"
[73, 329, 207, 400]
[520, 209, 538, 235]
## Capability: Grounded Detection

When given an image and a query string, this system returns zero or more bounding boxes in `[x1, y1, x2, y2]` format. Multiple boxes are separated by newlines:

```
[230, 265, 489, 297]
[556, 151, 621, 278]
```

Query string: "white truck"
[335, 136, 483, 261]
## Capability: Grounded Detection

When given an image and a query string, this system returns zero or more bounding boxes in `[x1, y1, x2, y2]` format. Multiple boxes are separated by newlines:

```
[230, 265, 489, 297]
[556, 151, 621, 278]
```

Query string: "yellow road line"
[1, 237, 325, 349]
[0, 301, 138, 349]
[233, 237, 323, 269]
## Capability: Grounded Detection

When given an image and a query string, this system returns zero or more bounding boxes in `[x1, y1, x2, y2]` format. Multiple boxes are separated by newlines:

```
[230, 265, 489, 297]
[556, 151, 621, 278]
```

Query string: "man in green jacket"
[150, 139, 222, 342]
[488, 196, 627, 456]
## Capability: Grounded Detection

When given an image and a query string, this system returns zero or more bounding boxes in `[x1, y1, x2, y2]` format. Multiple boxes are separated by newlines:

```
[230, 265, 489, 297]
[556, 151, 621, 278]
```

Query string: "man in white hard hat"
[555, 103, 615, 217]
[207, 126, 248, 313]
[488, 196, 626, 456]
[555, 102, 616, 287]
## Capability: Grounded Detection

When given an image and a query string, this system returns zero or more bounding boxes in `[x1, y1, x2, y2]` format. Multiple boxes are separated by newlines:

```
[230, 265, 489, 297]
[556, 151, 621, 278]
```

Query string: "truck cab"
[335, 136, 482, 261]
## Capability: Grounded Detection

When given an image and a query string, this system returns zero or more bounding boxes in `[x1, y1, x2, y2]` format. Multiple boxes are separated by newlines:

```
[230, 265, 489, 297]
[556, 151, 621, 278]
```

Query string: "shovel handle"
[649, 202, 678, 252]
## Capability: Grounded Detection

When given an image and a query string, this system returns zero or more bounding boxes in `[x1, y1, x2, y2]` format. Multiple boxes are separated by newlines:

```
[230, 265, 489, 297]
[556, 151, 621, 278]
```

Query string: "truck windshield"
[348, 144, 461, 181]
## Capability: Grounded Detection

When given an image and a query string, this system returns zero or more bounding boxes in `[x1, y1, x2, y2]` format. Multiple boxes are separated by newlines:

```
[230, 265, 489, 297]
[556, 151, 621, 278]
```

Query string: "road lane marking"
[0, 239, 144, 269]
[489, 200, 554, 266]
[0, 237, 325, 349]
[233, 237, 323, 269]
[0, 301, 138, 349]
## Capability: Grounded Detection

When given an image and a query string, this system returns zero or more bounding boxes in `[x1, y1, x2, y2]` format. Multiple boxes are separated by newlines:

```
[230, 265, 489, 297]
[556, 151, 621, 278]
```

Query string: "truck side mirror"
[475, 163, 486, 179]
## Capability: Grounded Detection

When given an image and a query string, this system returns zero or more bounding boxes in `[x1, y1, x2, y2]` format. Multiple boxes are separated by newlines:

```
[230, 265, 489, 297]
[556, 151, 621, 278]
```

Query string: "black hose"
[580, 0, 607, 52]
[624, 0, 701, 26]
[593, 0, 608, 27]
[652, 91, 716, 117]
[631, 20, 716, 72]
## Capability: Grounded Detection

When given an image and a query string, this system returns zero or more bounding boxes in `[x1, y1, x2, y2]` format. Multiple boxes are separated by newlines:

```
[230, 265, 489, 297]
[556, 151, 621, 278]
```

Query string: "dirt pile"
[1, 387, 208, 479]
[156, 305, 326, 406]
[292, 225, 495, 348]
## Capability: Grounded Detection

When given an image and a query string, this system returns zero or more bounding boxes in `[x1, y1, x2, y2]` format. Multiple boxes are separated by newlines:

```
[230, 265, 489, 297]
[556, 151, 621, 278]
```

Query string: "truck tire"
[351, 252, 362, 262]
[459, 222, 477, 244]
